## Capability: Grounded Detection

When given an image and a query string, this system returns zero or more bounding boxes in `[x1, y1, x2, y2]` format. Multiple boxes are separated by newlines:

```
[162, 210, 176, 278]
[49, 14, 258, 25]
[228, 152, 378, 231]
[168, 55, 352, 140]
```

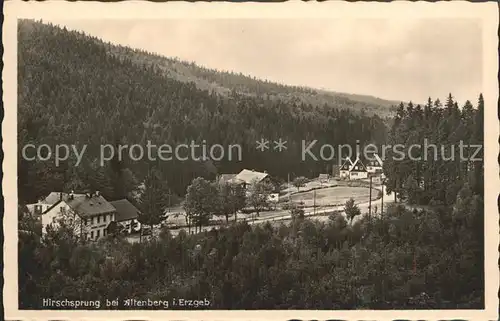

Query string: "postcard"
[3, 1, 499, 320]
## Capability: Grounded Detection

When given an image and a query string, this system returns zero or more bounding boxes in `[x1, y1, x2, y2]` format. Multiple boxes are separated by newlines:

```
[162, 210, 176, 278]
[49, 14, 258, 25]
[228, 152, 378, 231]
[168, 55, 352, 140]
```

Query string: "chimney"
[95, 191, 100, 197]
[59, 192, 63, 201]
[69, 191, 74, 200]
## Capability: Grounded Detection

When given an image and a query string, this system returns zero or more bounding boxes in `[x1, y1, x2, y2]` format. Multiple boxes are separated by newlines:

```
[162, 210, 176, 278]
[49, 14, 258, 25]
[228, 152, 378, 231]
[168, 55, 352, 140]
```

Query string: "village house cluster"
[336, 152, 385, 181]
[26, 191, 142, 241]
[23, 157, 384, 242]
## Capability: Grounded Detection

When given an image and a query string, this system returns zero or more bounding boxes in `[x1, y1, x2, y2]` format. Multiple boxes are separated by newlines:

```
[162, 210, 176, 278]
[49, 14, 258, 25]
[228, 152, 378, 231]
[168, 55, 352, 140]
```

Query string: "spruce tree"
[137, 166, 169, 238]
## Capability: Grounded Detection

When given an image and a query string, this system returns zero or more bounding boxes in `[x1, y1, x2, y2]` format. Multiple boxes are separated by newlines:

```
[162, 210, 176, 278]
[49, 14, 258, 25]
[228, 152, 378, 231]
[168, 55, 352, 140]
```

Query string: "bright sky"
[45, 18, 483, 104]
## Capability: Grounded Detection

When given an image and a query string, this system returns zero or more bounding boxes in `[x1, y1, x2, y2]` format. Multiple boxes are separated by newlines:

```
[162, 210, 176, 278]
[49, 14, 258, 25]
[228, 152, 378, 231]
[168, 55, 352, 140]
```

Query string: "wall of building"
[117, 218, 140, 234]
[340, 170, 350, 178]
[366, 166, 383, 173]
[83, 212, 116, 241]
[42, 203, 116, 241]
[350, 171, 368, 180]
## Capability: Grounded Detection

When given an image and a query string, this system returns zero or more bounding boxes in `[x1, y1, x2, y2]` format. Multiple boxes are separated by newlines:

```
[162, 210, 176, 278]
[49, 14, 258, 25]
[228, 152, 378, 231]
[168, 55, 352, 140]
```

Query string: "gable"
[43, 200, 69, 215]
[350, 158, 367, 172]
[340, 158, 354, 171]
[365, 153, 383, 167]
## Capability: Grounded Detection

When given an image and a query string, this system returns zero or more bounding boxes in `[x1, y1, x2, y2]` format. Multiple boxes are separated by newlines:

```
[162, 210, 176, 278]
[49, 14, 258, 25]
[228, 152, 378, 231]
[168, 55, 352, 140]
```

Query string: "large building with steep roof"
[42, 191, 117, 241]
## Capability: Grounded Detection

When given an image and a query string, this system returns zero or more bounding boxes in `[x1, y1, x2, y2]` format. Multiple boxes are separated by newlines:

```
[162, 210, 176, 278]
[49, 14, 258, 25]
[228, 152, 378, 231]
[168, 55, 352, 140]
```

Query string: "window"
[103, 229, 107, 236]
[84, 218, 88, 226]
[103, 215, 107, 223]
[97, 215, 100, 224]
[91, 231, 94, 239]
[96, 230, 100, 238]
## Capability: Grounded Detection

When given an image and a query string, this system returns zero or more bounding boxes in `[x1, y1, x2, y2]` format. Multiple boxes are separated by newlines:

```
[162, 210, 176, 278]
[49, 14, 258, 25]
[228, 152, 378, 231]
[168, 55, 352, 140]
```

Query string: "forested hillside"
[18, 20, 388, 203]
[102, 39, 398, 118]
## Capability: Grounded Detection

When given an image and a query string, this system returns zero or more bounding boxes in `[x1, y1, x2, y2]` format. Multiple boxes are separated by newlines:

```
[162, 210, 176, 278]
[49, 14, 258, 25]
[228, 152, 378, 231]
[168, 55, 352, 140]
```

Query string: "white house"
[365, 152, 384, 174]
[218, 169, 277, 197]
[42, 191, 117, 241]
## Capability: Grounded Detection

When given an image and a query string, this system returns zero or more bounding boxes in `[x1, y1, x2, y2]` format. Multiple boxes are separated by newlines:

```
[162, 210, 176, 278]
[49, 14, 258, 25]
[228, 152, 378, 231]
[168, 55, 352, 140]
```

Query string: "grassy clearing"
[290, 186, 371, 207]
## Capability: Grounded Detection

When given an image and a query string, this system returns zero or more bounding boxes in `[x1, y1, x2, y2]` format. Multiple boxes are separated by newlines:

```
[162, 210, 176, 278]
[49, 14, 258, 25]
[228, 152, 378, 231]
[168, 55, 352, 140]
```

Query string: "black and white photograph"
[4, 1, 499, 320]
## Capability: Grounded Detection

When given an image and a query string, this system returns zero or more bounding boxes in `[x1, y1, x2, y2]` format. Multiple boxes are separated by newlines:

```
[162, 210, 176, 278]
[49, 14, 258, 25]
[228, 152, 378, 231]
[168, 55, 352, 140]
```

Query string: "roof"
[234, 169, 269, 184]
[350, 158, 368, 172]
[365, 153, 383, 167]
[110, 199, 141, 222]
[67, 195, 116, 218]
[40, 192, 85, 205]
[340, 157, 354, 171]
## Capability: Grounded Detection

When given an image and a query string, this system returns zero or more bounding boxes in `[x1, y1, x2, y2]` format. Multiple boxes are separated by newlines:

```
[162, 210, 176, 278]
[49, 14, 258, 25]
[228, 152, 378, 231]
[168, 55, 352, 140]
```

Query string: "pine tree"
[472, 94, 484, 196]
[89, 165, 114, 200]
[344, 198, 361, 224]
[137, 166, 169, 239]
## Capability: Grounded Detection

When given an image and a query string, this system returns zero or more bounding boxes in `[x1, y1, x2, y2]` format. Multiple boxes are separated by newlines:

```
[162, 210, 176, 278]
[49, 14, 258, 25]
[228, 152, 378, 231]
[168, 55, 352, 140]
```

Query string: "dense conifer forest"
[17, 19, 484, 309]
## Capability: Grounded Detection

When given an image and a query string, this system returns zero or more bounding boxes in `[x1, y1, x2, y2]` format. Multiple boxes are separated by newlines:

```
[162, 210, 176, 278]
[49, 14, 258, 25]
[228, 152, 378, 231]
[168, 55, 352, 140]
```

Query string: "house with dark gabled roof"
[339, 157, 354, 179]
[109, 199, 142, 234]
